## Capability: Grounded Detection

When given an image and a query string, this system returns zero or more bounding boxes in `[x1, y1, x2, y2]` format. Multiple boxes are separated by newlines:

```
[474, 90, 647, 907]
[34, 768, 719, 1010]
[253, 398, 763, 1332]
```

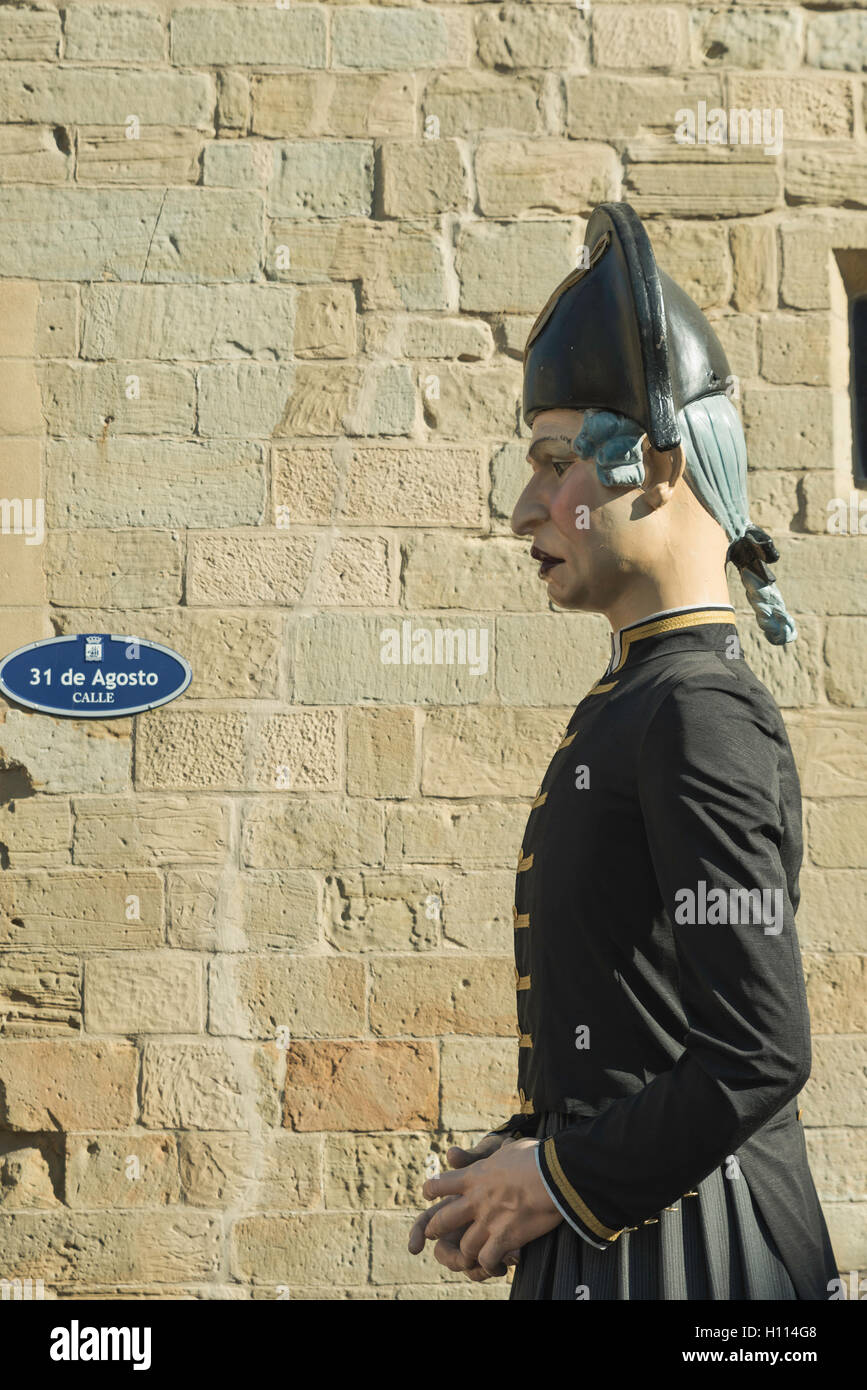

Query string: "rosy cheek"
[550, 473, 594, 536]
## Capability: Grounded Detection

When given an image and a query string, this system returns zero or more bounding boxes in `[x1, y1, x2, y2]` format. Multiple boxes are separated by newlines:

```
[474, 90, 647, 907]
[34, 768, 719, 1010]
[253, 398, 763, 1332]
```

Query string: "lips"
[530, 544, 564, 577]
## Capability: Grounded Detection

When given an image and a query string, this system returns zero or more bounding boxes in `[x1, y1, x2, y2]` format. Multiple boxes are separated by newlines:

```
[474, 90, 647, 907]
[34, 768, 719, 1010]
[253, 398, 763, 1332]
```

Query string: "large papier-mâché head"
[521, 201, 797, 645]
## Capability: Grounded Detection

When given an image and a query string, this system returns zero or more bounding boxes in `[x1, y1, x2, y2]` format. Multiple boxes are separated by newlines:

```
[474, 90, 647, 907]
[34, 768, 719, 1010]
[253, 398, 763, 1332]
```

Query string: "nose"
[511, 473, 549, 539]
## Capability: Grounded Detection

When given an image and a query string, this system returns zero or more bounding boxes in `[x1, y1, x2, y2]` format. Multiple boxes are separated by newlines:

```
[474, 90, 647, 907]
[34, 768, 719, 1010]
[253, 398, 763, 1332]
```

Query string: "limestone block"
[0, 870, 163, 949]
[290, 614, 494, 704]
[807, 799, 867, 868]
[65, 1133, 180, 1208]
[402, 534, 544, 612]
[179, 1130, 321, 1209]
[0, 6, 59, 60]
[729, 75, 854, 140]
[294, 284, 357, 357]
[0, 1039, 137, 1130]
[46, 438, 266, 528]
[242, 798, 385, 870]
[802, 1038, 867, 1126]
[369, 956, 514, 1036]
[421, 706, 566, 796]
[476, 4, 589, 70]
[197, 362, 295, 438]
[385, 800, 529, 869]
[0, 125, 71, 183]
[84, 952, 204, 1033]
[269, 217, 448, 311]
[38, 361, 196, 436]
[0, 951, 80, 1036]
[337, 445, 486, 525]
[826, 619, 867, 707]
[77, 127, 202, 184]
[80, 283, 295, 360]
[64, 6, 166, 62]
[231, 1212, 366, 1285]
[267, 140, 374, 219]
[252, 71, 416, 139]
[141, 1040, 282, 1129]
[381, 139, 471, 217]
[806, 13, 867, 72]
[332, 8, 450, 69]
[171, 5, 326, 66]
[0, 798, 72, 868]
[0, 1210, 221, 1283]
[0, 709, 130, 795]
[167, 867, 320, 953]
[45, 530, 182, 609]
[457, 220, 580, 314]
[0, 63, 212, 126]
[282, 1040, 437, 1130]
[440, 1037, 524, 1131]
[593, 6, 687, 70]
[423, 70, 543, 138]
[323, 872, 443, 953]
[690, 8, 803, 70]
[419, 360, 523, 439]
[209, 956, 366, 1039]
[803, 952, 866, 1033]
[494, 613, 610, 705]
[346, 707, 417, 798]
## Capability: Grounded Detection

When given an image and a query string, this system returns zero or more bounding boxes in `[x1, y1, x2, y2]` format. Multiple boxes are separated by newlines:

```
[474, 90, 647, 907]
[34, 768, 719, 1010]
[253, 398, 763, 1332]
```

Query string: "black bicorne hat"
[522, 202, 731, 452]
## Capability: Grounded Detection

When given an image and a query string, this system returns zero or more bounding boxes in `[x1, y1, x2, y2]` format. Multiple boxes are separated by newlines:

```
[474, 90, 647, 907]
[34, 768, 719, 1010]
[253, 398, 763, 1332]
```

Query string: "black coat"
[490, 605, 838, 1300]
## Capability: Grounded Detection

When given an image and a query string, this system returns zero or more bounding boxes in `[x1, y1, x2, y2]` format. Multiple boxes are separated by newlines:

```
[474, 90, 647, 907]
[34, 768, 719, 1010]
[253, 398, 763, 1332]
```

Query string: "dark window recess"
[852, 293, 867, 485]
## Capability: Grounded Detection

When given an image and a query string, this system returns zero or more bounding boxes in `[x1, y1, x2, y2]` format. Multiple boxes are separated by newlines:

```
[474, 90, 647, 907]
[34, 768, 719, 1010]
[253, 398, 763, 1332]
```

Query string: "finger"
[422, 1169, 466, 1200]
[445, 1138, 499, 1168]
[434, 1221, 486, 1274]
[407, 1195, 460, 1254]
[444, 1147, 473, 1168]
[458, 1221, 487, 1266]
[433, 1234, 478, 1273]
[459, 1222, 510, 1277]
[464, 1248, 507, 1279]
[424, 1195, 473, 1241]
[477, 1234, 512, 1277]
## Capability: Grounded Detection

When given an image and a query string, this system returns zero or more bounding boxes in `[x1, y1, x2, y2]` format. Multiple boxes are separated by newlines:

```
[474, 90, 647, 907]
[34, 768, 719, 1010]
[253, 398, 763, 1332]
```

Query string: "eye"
[551, 458, 573, 478]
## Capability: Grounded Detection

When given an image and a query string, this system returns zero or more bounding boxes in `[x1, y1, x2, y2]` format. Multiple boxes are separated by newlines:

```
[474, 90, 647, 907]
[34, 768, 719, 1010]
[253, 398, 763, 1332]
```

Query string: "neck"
[602, 573, 732, 635]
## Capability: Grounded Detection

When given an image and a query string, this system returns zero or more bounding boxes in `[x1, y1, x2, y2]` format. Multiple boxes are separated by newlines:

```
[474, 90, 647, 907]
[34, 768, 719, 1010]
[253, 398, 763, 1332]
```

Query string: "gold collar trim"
[587, 608, 736, 696]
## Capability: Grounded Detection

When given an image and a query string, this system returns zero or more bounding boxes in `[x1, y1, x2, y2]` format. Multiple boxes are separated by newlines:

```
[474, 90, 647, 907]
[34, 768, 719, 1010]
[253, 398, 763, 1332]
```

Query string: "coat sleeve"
[535, 673, 812, 1250]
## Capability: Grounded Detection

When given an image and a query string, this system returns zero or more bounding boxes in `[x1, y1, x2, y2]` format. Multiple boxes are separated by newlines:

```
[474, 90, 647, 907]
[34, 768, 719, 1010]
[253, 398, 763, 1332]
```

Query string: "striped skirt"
[509, 1111, 798, 1301]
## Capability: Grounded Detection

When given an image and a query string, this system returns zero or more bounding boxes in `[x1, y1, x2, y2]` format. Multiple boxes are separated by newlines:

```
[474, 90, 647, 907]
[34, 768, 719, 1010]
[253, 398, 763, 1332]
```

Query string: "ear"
[639, 437, 686, 509]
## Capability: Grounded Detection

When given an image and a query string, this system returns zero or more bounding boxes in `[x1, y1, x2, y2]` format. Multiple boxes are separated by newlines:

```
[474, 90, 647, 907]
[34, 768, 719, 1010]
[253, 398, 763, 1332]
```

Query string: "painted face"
[510, 408, 641, 613]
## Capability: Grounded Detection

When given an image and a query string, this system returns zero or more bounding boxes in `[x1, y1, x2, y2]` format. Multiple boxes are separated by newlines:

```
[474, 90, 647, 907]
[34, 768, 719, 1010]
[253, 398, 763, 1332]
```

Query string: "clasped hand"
[407, 1132, 563, 1281]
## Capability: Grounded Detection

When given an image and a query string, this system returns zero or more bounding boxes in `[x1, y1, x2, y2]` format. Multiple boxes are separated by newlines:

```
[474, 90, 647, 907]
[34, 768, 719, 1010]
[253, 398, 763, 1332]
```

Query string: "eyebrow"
[526, 433, 578, 464]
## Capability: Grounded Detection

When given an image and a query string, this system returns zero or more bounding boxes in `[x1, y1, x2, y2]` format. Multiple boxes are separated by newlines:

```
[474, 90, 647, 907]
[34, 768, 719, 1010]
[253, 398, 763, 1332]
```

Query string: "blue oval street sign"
[0, 634, 192, 719]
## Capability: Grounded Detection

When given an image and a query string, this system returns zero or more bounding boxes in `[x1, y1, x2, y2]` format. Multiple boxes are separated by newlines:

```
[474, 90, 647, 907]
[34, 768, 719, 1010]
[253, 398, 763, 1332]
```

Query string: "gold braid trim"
[542, 1136, 623, 1242]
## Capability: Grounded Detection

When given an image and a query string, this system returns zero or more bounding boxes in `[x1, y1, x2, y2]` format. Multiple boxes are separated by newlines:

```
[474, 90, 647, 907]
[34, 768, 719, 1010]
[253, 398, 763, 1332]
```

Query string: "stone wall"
[0, 0, 863, 1299]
